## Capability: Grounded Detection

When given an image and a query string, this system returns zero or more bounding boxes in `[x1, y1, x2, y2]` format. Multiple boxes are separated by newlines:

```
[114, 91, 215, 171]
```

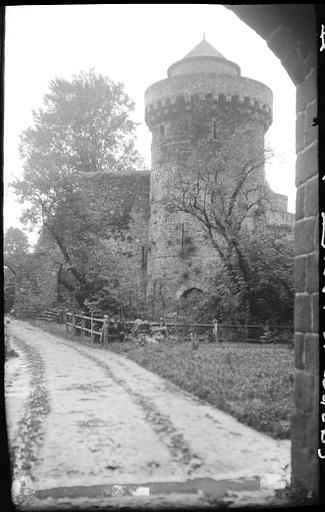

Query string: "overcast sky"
[4, 4, 296, 239]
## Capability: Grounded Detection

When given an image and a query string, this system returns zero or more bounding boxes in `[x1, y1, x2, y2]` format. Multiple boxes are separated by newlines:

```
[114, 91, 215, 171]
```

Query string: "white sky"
[4, 4, 296, 241]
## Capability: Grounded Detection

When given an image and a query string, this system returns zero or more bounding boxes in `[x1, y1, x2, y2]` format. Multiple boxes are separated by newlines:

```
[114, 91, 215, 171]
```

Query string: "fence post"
[103, 315, 109, 346]
[213, 319, 218, 342]
[81, 313, 85, 338]
[71, 313, 77, 337]
[65, 313, 70, 338]
[90, 313, 94, 344]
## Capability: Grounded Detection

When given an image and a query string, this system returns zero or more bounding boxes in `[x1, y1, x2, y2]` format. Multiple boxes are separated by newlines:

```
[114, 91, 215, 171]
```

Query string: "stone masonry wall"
[17, 230, 61, 317]
[226, 5, 318, 494]
[80, 171, 150, 314]
[145, 73, 272, 115]
[292, 66, 318, 492]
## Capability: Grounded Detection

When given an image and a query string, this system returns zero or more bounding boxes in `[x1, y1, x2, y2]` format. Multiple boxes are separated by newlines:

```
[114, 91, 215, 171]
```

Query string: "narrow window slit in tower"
[213, 120, 217, 140]
[181, 223, 185, 248]
[141, 246, 147, 269]
[159, 125, 165, 138]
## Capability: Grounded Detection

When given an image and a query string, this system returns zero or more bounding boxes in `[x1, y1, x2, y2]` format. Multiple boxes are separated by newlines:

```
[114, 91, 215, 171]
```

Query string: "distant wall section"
[80, 171, 150, 314]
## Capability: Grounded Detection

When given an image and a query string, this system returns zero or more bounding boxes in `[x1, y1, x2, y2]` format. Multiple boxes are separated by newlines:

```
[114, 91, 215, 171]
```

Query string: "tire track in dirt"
[8, 335, 51, 502]
[56, 340, 203, 474]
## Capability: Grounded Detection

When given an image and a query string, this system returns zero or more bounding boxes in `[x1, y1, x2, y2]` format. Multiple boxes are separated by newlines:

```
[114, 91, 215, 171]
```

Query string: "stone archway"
[177, 286, 212, 322]
[227, 5, 318, 495]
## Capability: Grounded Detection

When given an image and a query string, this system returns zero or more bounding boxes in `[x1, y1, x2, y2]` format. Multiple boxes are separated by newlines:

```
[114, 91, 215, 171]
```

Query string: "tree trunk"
[44, 222, 90, 291]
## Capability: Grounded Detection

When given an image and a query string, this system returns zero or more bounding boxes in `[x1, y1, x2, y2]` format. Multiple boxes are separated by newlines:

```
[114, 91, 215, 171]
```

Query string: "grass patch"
[29, 319, 294, 439]
[108, 340, 294, 440]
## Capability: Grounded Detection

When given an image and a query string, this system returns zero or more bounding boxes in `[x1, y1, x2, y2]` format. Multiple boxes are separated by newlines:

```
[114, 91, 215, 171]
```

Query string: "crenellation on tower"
[146, 80, 272, 116]
[145, 93, 272, 131]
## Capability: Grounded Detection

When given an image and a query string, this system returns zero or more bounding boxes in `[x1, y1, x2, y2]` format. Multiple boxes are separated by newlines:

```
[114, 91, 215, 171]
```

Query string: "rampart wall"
[78, 171, 151, 313]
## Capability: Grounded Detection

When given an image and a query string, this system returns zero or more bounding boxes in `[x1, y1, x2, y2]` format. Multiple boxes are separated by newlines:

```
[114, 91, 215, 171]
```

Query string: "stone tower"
[145, 38, 273, 318]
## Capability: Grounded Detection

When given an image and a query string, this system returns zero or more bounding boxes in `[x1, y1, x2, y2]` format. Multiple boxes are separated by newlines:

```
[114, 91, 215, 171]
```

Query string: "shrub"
[259, 322, 280, 344]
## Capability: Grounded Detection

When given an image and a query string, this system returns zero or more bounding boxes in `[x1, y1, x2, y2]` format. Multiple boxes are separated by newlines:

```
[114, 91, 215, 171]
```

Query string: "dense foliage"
[207, 231, 294, 325]
[244, 232, 294, 324]
[167, 128, 293, 325]
[4, 227, 29, 265]
[12, 70, 144, 310]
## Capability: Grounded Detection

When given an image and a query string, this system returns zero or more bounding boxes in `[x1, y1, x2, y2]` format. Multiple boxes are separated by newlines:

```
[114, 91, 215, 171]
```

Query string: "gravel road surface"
[5, 319, 291, 508]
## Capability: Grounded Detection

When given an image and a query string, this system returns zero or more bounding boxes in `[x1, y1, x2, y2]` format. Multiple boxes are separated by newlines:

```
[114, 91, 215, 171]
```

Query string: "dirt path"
[5, 320, 291, 508]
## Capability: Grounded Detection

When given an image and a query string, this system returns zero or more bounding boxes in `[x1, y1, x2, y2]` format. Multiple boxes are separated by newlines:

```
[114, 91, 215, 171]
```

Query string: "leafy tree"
[12, 70, 144, 308]
[244, 232, 294, 325]
[182, 232, 294, 326]
[4, 227, 29, 265]
[167, 127, 273, 323]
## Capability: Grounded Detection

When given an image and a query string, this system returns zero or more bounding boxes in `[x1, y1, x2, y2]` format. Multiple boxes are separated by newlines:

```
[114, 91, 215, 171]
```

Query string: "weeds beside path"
[30, 319, 294, 440]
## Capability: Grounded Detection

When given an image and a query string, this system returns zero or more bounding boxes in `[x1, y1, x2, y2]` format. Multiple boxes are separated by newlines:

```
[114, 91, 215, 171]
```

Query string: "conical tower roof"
[184, 38, 225, 60]
[167, 38, 240, 78]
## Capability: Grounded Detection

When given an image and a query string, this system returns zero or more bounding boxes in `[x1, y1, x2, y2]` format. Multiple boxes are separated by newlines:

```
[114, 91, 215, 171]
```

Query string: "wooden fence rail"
[65, 312, 109, 344]
[64, 312, 292, 344]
